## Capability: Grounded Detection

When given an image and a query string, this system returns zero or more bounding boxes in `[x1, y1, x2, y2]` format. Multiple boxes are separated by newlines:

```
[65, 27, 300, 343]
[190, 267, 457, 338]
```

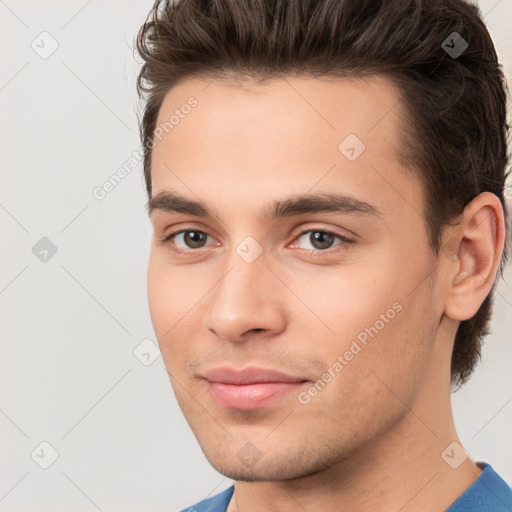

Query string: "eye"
[159, 227, 354, 255]
[162, 230, 214, 251]
[293, 229, 353, 251]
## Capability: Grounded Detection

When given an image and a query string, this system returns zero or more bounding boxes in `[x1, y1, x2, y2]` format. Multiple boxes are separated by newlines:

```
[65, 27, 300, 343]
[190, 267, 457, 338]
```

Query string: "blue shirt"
[179, 462, 512, 512]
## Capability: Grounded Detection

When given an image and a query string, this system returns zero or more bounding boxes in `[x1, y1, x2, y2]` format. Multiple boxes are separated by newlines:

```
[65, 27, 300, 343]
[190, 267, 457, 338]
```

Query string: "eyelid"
[290, 221, 359, 242]
[160, 226, 218, 251]
[288, 223, 355, 242]
[160, 224, 355, 253]
[288, 228, 354, 252]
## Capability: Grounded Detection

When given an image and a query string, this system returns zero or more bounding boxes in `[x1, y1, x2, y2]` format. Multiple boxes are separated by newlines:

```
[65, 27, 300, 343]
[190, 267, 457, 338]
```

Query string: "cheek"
[304, 302, 432, 439]
[147, 253, 210, 371]
[147, 252, 198, 331]
[147, 256, 170, 333]
[147, 254, 190, 359]
[290, 263, 402, 343]
[337, 282, 436, 410]
[297, 256, 432, 383]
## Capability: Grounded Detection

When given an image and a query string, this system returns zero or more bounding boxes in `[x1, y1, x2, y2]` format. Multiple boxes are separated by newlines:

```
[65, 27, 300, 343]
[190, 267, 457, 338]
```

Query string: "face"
[147, 75, 445, 481]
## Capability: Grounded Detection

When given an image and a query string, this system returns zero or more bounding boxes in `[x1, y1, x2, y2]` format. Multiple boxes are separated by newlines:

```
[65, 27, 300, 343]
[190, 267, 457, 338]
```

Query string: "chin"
[200, 441, 347, 482]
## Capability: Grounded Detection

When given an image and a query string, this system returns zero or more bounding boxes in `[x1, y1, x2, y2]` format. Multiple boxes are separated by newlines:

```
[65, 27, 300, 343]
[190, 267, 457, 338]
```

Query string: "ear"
[443, 192, 506, 321]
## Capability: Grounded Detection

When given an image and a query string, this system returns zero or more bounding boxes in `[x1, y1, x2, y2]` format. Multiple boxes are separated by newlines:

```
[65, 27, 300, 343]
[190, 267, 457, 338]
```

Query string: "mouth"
[201, 366, 310, 410]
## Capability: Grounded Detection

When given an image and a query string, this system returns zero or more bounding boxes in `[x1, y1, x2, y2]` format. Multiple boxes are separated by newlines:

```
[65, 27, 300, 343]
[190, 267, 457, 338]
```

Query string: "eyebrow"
[147, 190, 382, 221]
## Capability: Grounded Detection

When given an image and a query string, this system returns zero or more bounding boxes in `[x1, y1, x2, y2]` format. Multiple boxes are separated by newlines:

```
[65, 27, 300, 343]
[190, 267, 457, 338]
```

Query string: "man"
[136, 0, 512, 510]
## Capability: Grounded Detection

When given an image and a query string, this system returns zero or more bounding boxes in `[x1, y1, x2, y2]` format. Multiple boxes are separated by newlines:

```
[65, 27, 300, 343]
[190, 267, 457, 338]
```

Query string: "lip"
[203, 366, 307, 385]
[202, 366, 309, 410]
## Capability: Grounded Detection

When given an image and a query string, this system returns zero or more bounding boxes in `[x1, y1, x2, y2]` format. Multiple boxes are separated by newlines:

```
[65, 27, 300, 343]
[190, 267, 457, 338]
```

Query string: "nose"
[202, 249, 287, 343]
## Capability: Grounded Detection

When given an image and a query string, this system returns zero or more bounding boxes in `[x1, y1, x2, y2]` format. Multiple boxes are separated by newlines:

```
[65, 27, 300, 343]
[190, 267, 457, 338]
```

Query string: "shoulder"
[446, 462, 512, 511]
[176, 485, 235, 512]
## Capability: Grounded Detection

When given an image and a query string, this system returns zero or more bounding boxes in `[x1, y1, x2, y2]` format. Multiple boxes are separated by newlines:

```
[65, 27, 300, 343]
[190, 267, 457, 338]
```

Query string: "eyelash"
[159, 227, 354, 256]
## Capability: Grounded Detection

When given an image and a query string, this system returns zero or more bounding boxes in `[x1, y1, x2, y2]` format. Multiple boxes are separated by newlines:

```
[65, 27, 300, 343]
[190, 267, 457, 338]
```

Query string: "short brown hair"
[135, 0, 510, 389]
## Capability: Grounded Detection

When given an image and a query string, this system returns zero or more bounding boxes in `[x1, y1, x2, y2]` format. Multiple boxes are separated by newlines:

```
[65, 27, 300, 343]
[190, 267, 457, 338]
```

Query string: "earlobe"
[443, 192, 505, 322]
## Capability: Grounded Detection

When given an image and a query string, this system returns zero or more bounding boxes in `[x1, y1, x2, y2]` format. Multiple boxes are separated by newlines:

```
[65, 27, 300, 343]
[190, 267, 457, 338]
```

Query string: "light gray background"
[1, 1, 511, 511]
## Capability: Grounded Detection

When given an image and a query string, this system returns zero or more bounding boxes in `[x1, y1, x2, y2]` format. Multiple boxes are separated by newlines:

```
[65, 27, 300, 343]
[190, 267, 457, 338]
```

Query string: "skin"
[146, 75, 505, 512]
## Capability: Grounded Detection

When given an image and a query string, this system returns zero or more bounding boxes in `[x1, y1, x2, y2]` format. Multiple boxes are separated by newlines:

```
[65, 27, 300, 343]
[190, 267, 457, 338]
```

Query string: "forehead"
[150, 75, 425, 230]
[154, 74, 404, 159]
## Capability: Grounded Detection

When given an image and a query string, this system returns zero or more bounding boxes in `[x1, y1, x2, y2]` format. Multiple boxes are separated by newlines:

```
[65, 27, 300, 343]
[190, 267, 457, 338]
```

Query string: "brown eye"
[295, 230, 351, 251]
[309, 231, 336, 250]
[181, 231, 207, 248]
[163, 230, 211, 250]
